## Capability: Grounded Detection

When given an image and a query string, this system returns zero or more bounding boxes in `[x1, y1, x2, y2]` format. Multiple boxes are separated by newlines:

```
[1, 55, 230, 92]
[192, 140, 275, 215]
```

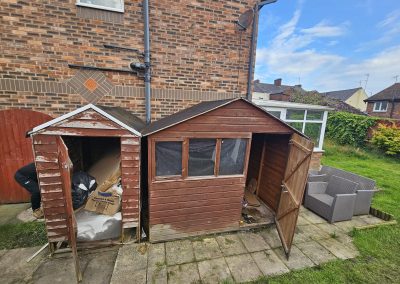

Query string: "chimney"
[274, 78, 282, 86]
[254, 79, 260, 83]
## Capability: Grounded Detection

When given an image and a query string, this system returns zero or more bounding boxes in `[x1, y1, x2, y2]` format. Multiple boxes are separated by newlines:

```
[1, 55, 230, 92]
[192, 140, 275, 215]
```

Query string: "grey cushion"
[326, 175, 358, 196]
[309, 193, 334, 206]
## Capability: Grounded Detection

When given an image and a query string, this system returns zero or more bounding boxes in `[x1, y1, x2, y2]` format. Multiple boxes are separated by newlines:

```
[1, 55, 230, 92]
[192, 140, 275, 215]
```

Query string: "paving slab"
[167, 262, 200, 284]
[216, 234, 247, 256]
[297, 215, 311, 225]
[0, 203, 31, 225]
[251, 250, 289, 276]
[318, 238, 359, 260]
[238, 232, 270, 252]
[192, 237, 223, 261]
[335, 232, 353, 246]
[296, 240, 336, 265]
[197, 257, 233, 284]
[259, 226, 282, 248]
[147, 243, 167, 284]
[349, 216, 369, 227]
[225, 253, 263, 283]
[293, 225, 312, 244]
[165, 239, 195, 265]
[334, 220, 357, 232]
[2, 246, 48, 284]
[274, 246, 315, 270]
[359, 215, 385, 225]
[316, 223, 342, 236]
[303, 224, 331, 240]
[110, 244, 148, 284]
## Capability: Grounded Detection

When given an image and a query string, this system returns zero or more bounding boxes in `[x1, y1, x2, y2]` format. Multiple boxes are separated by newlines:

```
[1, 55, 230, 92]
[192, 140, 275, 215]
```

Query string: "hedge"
[326, 112, 379, 147]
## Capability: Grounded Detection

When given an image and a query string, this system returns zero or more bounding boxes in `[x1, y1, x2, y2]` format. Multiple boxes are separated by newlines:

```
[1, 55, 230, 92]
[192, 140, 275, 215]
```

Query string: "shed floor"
[240, 197, 275, 229]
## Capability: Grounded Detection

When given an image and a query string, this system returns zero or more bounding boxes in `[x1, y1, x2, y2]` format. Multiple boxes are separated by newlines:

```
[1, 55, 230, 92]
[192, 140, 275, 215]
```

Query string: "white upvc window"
[76, 0, 124, 12]
[265, 108, 328, 151]
[373, 101, 388, 112]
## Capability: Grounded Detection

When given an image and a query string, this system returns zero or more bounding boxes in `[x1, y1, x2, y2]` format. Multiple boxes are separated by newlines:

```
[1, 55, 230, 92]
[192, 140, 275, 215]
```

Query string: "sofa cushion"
[326, 175, 358, 196]
[309, 193, 334, 206]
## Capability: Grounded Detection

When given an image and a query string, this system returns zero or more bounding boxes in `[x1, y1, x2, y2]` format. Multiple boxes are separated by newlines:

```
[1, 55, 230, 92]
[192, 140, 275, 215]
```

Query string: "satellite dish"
[237, 9, 254, 30]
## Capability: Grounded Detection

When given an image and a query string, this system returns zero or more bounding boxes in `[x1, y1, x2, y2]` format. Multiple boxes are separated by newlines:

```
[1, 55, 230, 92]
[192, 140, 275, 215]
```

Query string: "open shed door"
[58, 137, 82, 282]
[275, 133, 313, 258]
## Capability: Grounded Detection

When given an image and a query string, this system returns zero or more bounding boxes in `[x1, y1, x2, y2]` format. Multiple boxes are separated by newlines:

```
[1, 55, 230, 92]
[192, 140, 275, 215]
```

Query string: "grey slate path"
[197, 257, 233, 284]
[274, 246, 315, 270]
[238, 232, 270, 252]
[251, 250, 290, 276]
[192, 237, 223, 261]
[167, 262, 200, 284]
[259, 226, 283, 248]
[296, 240, 336, 265]
[165, 239, 195, 265]
[318, 238, 359, 260]
[225, 253, 263, 283]
[147, 243, 167, 284]
[216, 234, 247, 256]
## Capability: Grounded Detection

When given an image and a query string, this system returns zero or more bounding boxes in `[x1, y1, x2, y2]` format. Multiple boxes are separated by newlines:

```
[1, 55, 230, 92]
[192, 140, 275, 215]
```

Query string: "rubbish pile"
[73, 152, 123, 241]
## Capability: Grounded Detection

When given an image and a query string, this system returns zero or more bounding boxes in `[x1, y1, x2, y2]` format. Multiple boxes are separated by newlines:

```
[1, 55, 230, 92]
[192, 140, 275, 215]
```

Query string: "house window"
[219, 139, 247, 175]
[267, 110, 282, 118]
[373, 101, 388, 112]
[155, 141, 182, 176]
[76, 0, 124, 12]
[188, 139, 216, 176]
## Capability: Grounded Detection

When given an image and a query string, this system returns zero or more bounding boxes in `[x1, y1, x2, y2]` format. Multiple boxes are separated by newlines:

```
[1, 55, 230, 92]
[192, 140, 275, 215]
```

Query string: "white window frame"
[264, 107, 328, 151]
[76, 0, 124, 13]
[373, 101, 388, 112]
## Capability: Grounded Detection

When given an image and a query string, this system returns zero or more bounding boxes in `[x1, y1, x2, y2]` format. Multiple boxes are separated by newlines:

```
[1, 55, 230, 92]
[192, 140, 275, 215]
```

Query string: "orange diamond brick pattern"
[84, 78, 98, 92]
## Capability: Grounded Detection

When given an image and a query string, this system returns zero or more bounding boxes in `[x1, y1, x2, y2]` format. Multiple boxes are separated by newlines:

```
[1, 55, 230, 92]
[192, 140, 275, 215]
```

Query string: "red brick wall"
[0, 0, 256, 119]
[366, 101, 400, 119]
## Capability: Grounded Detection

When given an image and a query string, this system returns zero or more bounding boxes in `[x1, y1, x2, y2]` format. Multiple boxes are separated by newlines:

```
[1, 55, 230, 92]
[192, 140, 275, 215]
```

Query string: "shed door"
[275, 133, 313, 257]
[58, 137, 82, 282]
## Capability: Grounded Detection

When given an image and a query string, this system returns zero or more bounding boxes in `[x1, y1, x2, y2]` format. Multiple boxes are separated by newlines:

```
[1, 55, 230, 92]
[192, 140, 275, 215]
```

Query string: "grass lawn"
[0, 222, 47, 250]
[254, 139, 400, 284]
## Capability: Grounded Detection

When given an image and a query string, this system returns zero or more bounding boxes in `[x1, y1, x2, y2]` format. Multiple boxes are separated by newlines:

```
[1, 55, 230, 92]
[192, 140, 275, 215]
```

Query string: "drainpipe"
[246, 0, 277, 101]
[143, 0, 151, 124]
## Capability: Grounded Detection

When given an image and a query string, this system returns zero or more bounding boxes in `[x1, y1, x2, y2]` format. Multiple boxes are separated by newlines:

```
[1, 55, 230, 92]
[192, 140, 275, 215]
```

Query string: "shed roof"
[142, 98, 306, 137]
[28, 104, 145, 136]
[322, 87, 362, 101]
[365, 83, 400, 102]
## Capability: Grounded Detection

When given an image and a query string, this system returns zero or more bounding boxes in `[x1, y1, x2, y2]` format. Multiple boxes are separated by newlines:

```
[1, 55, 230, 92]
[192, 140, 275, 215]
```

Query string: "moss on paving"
[251, 139, 400, 283]
[0, 221, 47, 250]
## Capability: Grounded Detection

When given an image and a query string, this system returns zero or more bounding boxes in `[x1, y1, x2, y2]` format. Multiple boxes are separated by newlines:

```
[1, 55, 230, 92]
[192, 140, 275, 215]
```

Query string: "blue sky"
[255, 0, 400, 95]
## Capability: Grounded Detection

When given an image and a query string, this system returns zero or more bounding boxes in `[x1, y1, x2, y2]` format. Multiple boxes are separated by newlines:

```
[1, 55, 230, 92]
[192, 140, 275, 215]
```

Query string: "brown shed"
[28, 104, 144, 279]
[143, 98, 314, 257]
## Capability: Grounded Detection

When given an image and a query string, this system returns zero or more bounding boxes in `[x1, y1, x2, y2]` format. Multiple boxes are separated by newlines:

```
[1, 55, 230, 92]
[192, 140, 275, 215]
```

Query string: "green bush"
[326, 112, 378, 147]
[371, 123, 400, 156]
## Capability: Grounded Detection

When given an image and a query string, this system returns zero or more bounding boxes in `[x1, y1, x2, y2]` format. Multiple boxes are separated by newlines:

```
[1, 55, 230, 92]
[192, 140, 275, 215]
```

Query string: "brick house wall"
[366, 101, 400, 120]
[0, 0, 256, 120]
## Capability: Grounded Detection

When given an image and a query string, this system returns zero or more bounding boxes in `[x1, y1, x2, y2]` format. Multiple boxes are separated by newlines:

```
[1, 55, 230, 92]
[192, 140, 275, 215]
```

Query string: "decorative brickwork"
[0, 0, 256, 118]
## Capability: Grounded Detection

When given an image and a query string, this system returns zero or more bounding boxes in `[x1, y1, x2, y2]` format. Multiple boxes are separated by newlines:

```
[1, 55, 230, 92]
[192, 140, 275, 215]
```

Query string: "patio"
[2, 206, 388, 284]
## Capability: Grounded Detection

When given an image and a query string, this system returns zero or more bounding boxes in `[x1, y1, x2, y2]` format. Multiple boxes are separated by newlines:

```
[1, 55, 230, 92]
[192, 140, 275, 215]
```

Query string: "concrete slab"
[274, 246, 315, 270]
[238, 232, 270, 252]
[216, 234, 247, 256]
[0, 203, 30, 225]
[167, 262, 200, 284]
[251, 250, 289, 276]
[293, 225, 312, 244]
[165, 239, 195, 265]
[296, 241, 336, 265]
[334, 220, 356, 232]
[147, 243, 167, 284]
[316, 223, 342, 236]
[302, 210, 327, 224]
[192, 237, 222, 261]
[259, 226, 282, 248]
[110, 244, 148, 284]
[225, 253, 263, 283]
[318, 238, 359, 260]
[359, 215, 385, 225]
[297, 215, 311, 225]
[303, 224, 331, 240]
[197, 257, 233, 284]
[2, 246, 48, 284]
[349, 216, 369, 227]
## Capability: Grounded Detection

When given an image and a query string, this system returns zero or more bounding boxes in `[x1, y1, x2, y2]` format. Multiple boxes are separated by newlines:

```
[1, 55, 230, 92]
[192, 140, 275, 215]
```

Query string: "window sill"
[76, 3, 124, 13]
[152, 174, 244, 183]
[372, 110, 387, 113]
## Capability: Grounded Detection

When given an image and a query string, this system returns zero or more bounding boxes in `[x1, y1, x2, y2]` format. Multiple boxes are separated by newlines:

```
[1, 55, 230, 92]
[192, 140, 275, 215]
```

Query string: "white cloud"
[255, 9, 400, 95]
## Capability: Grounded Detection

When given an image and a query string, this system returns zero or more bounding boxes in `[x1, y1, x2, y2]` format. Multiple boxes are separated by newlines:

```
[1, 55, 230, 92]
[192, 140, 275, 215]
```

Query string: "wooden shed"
[142, 98, 314, 257]
[27, 104, 144, 279]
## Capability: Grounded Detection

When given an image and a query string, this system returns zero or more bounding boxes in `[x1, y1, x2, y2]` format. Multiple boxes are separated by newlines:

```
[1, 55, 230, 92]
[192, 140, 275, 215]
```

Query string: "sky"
[255, 0, 400, 96]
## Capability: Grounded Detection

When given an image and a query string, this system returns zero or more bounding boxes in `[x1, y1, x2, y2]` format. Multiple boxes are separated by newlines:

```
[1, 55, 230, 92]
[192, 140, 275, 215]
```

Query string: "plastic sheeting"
[71, 172, 97, 210]
[75, 210, 122, 241]
[188, 139, 216, 176]
[219, 138, 247, 175]
[155, 141, 182, 176]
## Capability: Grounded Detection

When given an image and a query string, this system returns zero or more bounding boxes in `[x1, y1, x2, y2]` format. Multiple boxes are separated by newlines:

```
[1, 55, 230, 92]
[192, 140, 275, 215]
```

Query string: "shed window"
[155, 141, 182, 176]
[76, 0, 124, 12]
[188, 139, 216, 176]
[373, 101, 388, 112]
[219, 139, 247, 175]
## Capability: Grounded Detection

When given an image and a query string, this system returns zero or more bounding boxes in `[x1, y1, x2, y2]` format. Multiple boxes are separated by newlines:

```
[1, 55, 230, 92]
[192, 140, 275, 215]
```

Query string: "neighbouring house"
[253, 99, 332, 170]
[365, 83, 400, 119]
[0, 0, 257, 203]
[253, 79, 303, 101]
[322, 87, 368, 111]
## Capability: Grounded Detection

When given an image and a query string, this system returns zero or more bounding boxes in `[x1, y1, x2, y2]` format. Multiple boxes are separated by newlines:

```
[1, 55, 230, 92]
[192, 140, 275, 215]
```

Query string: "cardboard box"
[85, 190, 121, 216]
[88, 152, 121, 192]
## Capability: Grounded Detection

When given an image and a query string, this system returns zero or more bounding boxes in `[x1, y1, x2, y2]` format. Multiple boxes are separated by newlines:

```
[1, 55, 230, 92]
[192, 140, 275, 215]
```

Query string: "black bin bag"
[71, 171, 97, 210]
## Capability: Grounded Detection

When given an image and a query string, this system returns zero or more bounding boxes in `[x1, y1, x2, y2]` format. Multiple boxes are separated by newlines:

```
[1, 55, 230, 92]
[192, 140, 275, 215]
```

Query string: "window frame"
[373, 101, 388, 112]
[76, 0, 124, 13]
[151, 136, 250, 182]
